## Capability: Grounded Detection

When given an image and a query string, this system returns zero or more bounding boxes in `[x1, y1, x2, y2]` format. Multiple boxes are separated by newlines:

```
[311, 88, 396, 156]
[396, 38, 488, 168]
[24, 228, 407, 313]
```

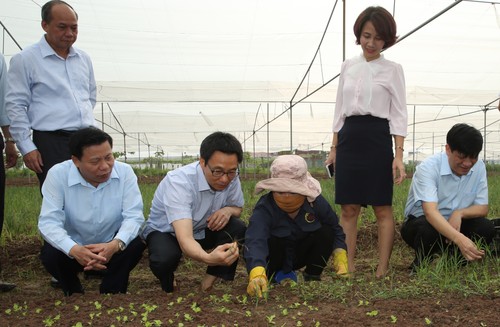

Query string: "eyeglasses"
[206, 163, 239, 178]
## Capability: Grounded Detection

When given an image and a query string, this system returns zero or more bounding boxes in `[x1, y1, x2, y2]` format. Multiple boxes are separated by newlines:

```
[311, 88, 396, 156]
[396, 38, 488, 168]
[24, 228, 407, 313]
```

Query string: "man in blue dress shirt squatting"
[142, 132, 247, 293]
[38, 127, 145, 296]
[401, 123, 495, 272]
[5, 0, 96, 188]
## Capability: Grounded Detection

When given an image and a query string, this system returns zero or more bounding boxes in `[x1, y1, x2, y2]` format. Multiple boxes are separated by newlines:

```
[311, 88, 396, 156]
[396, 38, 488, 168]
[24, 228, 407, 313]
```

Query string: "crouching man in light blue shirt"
[38, 127, 145, 296]
[142, 132, 246, 293]
[401, 123, 495, 272]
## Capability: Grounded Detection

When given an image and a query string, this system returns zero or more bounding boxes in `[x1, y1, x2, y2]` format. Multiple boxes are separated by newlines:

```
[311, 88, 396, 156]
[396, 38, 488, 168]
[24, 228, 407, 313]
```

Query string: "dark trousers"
[40, 237, 145, 295]
[33, 130, 75, 283]
[0, 137, 5, 238]
[0, 138, 5, 273]
[33, 130, 74, 188]
[400, 215, 495, 262]
[266, 225, 335, 279]
[146, 217, 246, 292]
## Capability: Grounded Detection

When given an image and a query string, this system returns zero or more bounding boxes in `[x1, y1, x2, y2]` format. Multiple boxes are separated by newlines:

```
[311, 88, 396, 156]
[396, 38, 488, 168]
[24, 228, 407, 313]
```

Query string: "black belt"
[403, 214, 422, 223]
[33, 129, 76, 137]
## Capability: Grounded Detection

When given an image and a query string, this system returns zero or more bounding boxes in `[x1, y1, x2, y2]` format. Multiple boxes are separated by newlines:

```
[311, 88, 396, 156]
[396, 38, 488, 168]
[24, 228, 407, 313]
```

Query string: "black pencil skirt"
[334, 115, 394, 206]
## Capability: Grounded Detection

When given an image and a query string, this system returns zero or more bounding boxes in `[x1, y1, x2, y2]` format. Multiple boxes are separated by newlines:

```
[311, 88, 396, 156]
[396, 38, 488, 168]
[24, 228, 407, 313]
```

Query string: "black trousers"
[0, 137, 5, 273]
[32, 130, 74, 188]
[266, 224, 335, 279]
[146, 217, 246, 293]
[400, 215, 495, 261]
[40, 237, 145, 295]
[0, 137, 5, 238]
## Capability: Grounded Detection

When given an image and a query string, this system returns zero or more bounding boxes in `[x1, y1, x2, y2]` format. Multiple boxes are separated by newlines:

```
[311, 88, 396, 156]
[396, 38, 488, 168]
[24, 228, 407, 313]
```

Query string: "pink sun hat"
[255, 155, 321, 202]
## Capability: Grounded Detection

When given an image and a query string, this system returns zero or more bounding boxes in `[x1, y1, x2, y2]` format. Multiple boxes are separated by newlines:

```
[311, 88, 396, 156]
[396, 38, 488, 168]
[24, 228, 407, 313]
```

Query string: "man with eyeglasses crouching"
[141, 132, 246, 293]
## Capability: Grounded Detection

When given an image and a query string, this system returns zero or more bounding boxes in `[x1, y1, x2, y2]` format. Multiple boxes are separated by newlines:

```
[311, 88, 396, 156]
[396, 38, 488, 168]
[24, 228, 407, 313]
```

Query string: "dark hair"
[69, 127, 113, 160]
[446, 123, 483, 159]
[200, 132, 243, 164]
[42, 0, 77, 23]
[353, 6, 397, 50]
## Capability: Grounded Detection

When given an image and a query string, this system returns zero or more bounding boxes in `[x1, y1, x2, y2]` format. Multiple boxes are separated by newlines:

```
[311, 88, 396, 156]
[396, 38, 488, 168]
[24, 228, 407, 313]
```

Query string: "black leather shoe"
[50, 277, 61, 289]
[63, 286, 85, 297]
[303, 272, 321, 282]
[0, 280, 17, 292]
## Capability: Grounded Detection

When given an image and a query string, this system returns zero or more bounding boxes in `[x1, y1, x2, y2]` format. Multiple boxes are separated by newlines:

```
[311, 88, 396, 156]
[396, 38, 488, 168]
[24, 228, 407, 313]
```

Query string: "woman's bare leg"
[373, 205, 395, 278]
[340, 204, 361, 273]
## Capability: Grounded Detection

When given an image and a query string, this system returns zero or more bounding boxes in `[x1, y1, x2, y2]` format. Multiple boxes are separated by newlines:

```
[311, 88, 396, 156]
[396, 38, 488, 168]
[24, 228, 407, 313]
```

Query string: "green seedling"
[184, 313, 193, 321]
[191, 302, 202, 313]
[236, 295, 248, 304]
[217, 306, 230, 314]
[266, 314, 276, 324]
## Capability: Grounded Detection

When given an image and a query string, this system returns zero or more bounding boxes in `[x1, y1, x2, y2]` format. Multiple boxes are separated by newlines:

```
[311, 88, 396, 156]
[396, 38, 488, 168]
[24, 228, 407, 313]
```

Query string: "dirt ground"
[1, 223, 498, 327]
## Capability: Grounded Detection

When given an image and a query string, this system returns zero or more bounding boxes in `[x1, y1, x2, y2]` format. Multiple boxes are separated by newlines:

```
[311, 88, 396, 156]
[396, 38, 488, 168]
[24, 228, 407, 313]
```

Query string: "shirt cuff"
[60, 239, 78, 257]
[17, 139, 37, 156]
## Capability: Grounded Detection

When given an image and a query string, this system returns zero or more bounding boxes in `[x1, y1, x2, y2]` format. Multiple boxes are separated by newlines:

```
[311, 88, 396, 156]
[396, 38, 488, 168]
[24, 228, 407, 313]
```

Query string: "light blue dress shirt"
[38, 160, 144, 256]
[404, 152, 488, 220]
[0, 53, 10, 127]
[6, 36, 97, 155]
[142, 161, 244, 240]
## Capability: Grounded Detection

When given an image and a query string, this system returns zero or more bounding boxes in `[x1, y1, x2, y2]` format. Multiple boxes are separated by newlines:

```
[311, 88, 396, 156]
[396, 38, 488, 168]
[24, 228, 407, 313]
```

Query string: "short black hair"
[41, 0, 77, 23]
[354, 6, 398, 50]
[69, 127, 113, 160]
[446, 123, 483, 159]
[200, 132, 243, 164]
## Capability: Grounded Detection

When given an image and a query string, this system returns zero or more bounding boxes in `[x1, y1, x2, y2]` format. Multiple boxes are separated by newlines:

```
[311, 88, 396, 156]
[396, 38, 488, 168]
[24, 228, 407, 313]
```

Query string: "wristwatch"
[116, 239, 126, 252]
[4, 137, 15, 144]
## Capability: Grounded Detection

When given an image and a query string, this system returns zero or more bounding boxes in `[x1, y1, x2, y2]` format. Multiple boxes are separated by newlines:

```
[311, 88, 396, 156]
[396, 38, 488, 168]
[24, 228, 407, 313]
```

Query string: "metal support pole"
[483, 106, 487, 162]
[412, 105, 416, 164]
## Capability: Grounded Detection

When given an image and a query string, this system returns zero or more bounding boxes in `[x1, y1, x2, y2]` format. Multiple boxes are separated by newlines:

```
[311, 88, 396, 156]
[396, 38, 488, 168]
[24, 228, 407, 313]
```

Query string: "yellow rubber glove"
[247, 266, 268, 298]
[332, 248, 349, 276]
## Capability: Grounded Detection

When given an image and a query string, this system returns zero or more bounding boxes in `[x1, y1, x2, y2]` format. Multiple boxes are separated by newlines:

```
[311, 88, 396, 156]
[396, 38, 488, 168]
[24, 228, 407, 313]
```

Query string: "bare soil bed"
[1, 222, 498, 326]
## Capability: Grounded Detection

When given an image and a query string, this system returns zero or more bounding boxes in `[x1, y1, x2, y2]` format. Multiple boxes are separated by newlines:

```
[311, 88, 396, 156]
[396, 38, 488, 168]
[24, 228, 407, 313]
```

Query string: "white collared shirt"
[333, 54, 408, 137]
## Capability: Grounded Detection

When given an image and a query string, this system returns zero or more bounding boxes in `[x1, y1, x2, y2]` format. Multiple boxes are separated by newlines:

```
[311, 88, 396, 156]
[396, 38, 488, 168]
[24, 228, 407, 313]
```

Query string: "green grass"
[3, 174, 500, 238]
[2, 186, 41, 241]
[1, 176, 405, 240]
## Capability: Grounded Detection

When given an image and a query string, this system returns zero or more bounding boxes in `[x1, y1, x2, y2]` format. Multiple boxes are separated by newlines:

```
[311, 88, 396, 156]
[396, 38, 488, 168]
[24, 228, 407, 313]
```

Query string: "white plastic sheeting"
[1, 0, 499, 157]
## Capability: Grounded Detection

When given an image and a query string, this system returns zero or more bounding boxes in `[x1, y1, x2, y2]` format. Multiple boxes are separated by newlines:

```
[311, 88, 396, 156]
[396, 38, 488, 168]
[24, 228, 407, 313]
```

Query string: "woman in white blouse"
[325, 6, 408, 277]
